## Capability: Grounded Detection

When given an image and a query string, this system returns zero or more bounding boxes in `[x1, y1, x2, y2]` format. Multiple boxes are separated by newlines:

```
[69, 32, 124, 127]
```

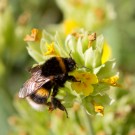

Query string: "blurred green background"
[0, 0, 135, 135]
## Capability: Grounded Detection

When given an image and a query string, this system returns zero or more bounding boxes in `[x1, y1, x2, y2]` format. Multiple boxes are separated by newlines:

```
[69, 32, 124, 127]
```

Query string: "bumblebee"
[19, 57, 78, 117]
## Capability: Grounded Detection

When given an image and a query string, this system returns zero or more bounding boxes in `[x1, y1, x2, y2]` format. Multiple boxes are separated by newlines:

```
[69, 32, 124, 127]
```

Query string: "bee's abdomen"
[30, 94, 47, 104]
[29, 87, 50, 104]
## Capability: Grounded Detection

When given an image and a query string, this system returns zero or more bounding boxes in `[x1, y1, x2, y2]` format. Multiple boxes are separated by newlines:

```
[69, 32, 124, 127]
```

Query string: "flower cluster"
[25, 28, 120, 116]
[55, 0, 116, 34]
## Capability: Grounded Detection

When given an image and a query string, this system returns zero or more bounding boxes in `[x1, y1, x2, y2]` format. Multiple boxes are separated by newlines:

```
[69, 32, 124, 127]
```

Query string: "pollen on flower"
[24, 28, 41, 42]
[44, 42, 57, 56]
[71, 72, 98, 96]
[93, 102, 104, 116]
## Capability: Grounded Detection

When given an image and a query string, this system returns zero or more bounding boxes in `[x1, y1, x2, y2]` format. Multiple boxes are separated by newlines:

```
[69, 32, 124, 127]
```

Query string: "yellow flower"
[71, 72, 98, 96]
[101, 42, 112, 64]
[101, 74, 121, 87]
[24, 28, 41, 42]
[63, 19, 79, 35]
[44, 42, 58, 56]
[93, 102, 104, 116]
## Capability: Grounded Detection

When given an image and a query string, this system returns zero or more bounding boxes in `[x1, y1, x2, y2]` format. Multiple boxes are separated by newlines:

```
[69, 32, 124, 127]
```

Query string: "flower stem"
[83, 108, 95, 135]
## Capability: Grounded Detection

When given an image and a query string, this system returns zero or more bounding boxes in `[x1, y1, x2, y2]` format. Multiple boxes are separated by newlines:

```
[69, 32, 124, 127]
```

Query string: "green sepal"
[54, 32, 68, 57]
[42, 30, 54, 43]
[63, 91, 76, 108]
[93, 94, 112, 106]
[82, 96, 95, 115]
[27, 45, 44, 63]
[84, 35, 104, 68]
[84, 47, 94, 69]
[96, 59, 117, 79]
[92, 35, 104, 67]
[92, 83, 110, 96]
[81, 33, 89, 53]
[58, 84, 77, 108]
[65, 35, 84, 65]
[82, 94, 112, 115]
[40, 39, 48, 55]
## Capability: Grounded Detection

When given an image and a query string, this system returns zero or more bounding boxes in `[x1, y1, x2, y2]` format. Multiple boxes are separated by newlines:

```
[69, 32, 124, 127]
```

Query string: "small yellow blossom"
[101, 42, 112, 64]
[63, 19, 79, 35]
[93, 102, 104, 116]
[70, 0, 83, 7]
[44, 42, 58, 56]
[71, 72, 98, 96]
[94, 8, 105, 21]
[101, 74, 121, 87]
[24, 28, 42, 42]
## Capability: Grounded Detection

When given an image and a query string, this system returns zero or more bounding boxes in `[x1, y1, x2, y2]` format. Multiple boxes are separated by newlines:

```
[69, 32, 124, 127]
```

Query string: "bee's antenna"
[81, 66, 90, 70]
[76, 64, 90, 70]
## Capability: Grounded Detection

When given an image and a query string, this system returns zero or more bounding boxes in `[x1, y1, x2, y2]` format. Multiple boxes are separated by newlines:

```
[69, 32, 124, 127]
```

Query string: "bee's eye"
[67, 59, 76, 71]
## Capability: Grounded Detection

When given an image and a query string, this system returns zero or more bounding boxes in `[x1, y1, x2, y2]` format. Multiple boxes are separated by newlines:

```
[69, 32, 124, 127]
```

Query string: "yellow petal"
[82, 85, 94, 96]
[101, 74, 121, 87]
[101, 42, 112, 64]
[71, 82, 94, 96]
[72, 72, 98, 84]
[71, 72, 98, 96]
[85, 73, 98, 84]
[94, 103, 104, 116]
[71, 82, 83, 94]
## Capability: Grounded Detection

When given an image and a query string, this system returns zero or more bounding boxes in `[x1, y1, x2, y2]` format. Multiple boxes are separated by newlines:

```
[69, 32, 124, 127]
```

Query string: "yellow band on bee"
[36, 88, 49, 97]
[56, 57, 66, 73]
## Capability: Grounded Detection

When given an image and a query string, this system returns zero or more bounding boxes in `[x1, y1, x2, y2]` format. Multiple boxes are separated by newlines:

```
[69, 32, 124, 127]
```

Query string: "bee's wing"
[19, 74, 51, 98]
[28, 65, 42, 75]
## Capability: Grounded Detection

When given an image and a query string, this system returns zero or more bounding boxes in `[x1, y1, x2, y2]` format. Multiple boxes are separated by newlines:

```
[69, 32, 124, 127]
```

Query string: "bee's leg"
[50, 97, 68, 118]
[67, 75, 80, 82]
[52, 85, 59, 97]
[46, 102, 51, 109]
[48, 85, 59, 110]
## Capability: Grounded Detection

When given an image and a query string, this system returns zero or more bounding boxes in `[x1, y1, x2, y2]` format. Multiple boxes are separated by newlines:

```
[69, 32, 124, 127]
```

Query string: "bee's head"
[64, 57, 76, 72]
